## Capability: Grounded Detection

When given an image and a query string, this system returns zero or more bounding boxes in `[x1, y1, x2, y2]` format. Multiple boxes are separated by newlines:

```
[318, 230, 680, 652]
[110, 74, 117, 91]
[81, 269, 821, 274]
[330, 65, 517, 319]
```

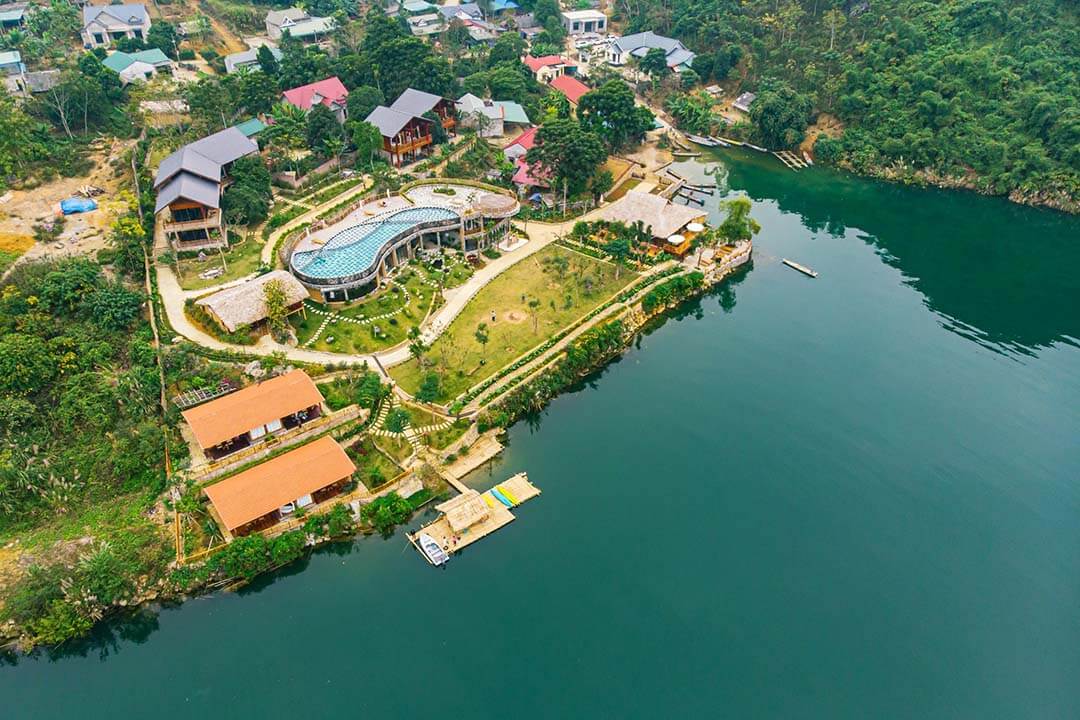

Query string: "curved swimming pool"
[291, 206, 459, 284]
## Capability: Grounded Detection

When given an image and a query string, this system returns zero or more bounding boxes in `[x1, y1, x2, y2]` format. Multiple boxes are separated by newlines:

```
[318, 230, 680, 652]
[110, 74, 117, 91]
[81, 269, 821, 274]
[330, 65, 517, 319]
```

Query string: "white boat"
[746, 143, 769, 153]
[803, 151, 814, 166]
[418, 533, 450, 566]
[686, 134, 719, 147]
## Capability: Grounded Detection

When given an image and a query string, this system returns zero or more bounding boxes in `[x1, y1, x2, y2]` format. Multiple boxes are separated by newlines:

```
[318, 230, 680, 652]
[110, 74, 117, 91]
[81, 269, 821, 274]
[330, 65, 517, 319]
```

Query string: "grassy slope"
[390, 245, 637, 400]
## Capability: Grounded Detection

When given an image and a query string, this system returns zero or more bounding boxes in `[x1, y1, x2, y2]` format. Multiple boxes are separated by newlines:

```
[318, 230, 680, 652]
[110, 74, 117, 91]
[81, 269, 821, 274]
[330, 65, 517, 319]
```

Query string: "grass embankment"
[375, 435, 414, 466]
[175, 236, 265, 291]
[424, 418, 471, 450]
[390, 245, 637, 401]
[346, 437, 403, 489]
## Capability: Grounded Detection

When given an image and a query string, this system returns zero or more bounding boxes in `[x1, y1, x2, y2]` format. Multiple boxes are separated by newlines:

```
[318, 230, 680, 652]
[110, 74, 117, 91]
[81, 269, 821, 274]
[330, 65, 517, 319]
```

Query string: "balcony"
[389, 135, 433, 154]
[164, 209, 222, 233]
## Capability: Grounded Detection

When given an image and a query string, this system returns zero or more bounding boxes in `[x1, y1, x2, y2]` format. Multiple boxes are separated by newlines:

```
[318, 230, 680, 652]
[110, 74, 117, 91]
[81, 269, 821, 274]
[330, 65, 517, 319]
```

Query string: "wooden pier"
[782, 258, 819, 278]
[773, 150, 810, 171]
[407, 473, 541, 566]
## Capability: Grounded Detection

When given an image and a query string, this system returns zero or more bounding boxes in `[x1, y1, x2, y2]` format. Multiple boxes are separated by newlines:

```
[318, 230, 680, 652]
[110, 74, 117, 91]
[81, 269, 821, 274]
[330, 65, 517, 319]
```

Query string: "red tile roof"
[523, 54, 571, 72]
[282, 76, 349, 111]
[512, 158, 550, 188]
[549, 75, 591, 105]
[507, 126, 539, 151]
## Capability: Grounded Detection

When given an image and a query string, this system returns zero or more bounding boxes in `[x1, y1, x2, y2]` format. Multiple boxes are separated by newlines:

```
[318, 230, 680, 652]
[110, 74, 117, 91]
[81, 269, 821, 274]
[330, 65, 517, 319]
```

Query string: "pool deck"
[408, 472, 541, 565]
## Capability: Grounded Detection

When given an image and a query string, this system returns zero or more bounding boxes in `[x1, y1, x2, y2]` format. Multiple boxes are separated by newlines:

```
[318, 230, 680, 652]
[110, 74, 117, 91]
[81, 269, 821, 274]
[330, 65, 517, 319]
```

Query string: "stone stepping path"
[301, 266, 439, 347]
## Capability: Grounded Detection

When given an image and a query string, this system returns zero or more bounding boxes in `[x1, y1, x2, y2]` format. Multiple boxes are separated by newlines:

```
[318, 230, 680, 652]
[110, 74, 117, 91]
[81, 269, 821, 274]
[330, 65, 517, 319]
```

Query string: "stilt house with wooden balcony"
[364, 88, 457, 167]
[153, 127, 259, 251]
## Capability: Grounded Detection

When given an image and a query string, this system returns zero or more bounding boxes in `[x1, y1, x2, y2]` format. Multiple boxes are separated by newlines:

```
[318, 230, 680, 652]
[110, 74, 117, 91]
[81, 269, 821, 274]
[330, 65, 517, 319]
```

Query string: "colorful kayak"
[490, 488, 514, 508]
[497, 485, 520, 505]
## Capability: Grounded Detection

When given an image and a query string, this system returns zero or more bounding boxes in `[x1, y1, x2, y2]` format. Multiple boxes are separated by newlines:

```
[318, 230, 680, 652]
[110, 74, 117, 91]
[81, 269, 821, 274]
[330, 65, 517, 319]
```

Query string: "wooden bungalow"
[181, 369, 324, 460]
[389, 87, 457, 134]
[153, 126, 259, 251]
[194, 270, 308, 334]
[203, 436, 356, 538]
[365, 106, 436, 167]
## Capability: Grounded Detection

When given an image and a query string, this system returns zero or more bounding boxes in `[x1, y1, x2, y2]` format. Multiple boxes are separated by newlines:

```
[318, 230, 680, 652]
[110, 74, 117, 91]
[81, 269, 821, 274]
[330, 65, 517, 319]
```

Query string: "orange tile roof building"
[181, 369, 324, 460]
[204, 436, 356, 537]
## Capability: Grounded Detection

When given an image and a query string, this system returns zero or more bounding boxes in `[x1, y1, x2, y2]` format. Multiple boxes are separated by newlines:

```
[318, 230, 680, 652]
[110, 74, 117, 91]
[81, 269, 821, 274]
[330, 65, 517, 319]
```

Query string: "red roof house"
[523, 54, 574, 82]
[503, 126, 539, 161]
[282, 76, 349, 121]
[548, 75, 591, 105]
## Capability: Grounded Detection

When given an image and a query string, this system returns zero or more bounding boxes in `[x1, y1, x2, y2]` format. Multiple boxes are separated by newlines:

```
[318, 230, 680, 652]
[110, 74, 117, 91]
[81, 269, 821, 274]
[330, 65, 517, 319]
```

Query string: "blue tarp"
[60, 198, 97, 215]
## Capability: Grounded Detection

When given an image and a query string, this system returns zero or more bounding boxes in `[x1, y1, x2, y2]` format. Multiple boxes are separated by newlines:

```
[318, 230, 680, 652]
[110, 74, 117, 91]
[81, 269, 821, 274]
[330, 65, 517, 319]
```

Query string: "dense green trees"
[749, 79, 812, 148]
[222, 156, 272, 225]
[620, 0, 1079, 208]
[525, 119, 607, 196]
[578, 80, 655, 152]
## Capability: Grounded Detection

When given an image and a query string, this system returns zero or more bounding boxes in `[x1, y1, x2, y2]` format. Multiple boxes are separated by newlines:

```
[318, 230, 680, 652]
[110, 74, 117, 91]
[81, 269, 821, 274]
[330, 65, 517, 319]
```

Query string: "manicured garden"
[174, 236, 266, 291]
[346, 437, 402, 490]
[389, 245, 637, 401]
[289, 267, 440, 353]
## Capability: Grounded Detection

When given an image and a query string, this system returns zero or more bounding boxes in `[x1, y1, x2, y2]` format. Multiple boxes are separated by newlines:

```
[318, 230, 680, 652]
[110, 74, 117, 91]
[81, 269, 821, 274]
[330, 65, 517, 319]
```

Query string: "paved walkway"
[155, 213, 582, 374]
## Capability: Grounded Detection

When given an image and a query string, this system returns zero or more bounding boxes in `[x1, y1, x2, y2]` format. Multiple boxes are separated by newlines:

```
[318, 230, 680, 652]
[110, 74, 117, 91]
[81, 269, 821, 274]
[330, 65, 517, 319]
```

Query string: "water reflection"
[678, 152, 1080, 352]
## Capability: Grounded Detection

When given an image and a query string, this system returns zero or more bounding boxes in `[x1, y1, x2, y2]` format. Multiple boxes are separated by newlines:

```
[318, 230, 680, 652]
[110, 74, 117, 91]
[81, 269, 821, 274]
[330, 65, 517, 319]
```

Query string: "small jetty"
[773, 150, 810, 171]
[672, 150, 701, 158]
[782, 258, 819, 278]
[407, 473, 541, 566]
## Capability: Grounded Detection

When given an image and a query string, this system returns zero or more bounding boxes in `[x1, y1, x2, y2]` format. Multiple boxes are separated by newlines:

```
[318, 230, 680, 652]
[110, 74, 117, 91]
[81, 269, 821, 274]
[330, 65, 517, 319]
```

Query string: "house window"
[265, 418, 283, 433]
[94, 33, 104, 44]
[249, 425, 267, 440]
[296, 494, 314, 508]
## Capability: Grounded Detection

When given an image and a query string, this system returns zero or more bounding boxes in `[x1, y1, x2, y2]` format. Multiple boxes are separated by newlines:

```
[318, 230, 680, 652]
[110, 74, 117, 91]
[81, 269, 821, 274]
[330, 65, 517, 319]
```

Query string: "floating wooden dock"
[407, 473, 541, 566]
[773, 150, 809, 171]
[672, 150, 701, 158]
[782, 258, 819, 278]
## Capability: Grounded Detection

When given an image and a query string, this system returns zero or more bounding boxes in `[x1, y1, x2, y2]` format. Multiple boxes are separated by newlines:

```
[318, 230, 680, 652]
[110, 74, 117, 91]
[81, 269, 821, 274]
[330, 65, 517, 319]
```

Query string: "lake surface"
[5, 152, 1080, 719]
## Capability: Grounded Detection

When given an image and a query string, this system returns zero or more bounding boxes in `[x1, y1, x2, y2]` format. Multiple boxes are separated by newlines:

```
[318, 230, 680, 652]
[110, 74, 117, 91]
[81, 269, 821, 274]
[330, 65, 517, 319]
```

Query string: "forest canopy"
[619, 0, 1079, 206]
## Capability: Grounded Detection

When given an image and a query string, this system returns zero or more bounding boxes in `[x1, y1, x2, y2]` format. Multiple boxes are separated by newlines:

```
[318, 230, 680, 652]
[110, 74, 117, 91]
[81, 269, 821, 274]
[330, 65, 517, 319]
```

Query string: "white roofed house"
[607, 31, 696, 73]
[153, 127, 260, 251]
[81, 4, 150, 49]
[561, 9, 606, 35]
[265, 8, 334, 42]
[224, 47, 283, 74]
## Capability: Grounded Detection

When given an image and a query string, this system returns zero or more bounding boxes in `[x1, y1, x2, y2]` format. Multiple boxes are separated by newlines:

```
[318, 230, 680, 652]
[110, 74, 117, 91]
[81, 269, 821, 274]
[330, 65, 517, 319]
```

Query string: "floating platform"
[773, 150, 809, 171]
[407, 473, 541, 566]
[782, 258, 819, 278]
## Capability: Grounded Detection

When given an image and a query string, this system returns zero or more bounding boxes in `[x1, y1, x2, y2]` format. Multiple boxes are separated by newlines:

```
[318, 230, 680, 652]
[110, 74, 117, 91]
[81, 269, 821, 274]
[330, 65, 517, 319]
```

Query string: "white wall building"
[80, 4, 151, 49]
[561, 9, 606, 35]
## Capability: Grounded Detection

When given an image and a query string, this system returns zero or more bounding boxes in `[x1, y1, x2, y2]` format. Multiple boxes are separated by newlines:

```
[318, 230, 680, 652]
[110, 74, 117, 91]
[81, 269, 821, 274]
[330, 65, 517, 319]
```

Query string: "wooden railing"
[164, 209, 221, 232]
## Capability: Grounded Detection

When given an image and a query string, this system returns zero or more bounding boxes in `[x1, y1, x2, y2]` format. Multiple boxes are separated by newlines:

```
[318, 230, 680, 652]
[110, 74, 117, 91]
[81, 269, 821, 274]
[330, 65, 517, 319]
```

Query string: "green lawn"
[390, 245, 636, 401]
[176, 236, 266, 291]
[347, 437, 402, 489]
[290, 267, 439, 353]
[375, 435, 414, 465]
[425, 418, 471, 450]
[402, 402, 444, 429]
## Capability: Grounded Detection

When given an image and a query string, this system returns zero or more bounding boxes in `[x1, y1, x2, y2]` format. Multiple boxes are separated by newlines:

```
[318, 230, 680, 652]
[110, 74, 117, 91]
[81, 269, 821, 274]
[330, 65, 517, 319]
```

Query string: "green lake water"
[5, 152, 1080, 718]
